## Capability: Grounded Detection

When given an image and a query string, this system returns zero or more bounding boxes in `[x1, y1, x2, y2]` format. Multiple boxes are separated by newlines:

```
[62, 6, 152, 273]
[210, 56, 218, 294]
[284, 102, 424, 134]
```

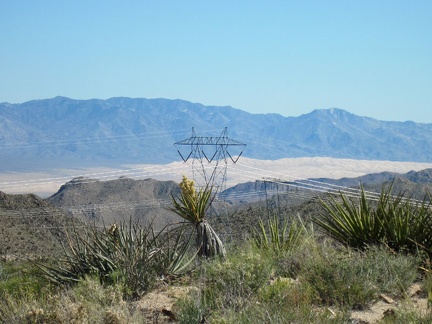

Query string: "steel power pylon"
[174, 127, 246, 193]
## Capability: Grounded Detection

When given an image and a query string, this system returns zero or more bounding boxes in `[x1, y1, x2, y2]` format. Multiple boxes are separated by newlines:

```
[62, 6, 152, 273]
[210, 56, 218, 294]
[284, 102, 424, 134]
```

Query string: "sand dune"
[1, 157, 432, 198]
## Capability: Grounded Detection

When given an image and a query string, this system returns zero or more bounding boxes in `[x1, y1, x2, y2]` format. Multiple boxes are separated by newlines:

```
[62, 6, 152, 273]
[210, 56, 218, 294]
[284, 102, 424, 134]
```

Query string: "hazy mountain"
[1, 97, 432, 171]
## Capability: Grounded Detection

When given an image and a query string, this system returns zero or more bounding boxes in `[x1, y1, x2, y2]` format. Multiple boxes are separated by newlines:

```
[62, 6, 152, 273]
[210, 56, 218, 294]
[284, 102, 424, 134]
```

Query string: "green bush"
[201, 246, 273, 312]
[0, 260, 50, 299]
[300, 243, 419, 309]
[0, 276, 145, 324]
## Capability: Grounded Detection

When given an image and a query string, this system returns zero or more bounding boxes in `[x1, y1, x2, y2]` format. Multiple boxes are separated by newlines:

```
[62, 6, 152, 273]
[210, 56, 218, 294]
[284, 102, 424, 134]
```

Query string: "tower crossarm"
[174, 136, 246, 146]
[174, 127, 246, 163]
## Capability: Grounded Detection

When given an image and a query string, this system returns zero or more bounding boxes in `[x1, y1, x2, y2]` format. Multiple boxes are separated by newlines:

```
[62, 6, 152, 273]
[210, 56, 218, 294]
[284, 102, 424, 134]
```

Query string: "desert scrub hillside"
[0, 191, 78, 260]
[2, 184, 432, 323]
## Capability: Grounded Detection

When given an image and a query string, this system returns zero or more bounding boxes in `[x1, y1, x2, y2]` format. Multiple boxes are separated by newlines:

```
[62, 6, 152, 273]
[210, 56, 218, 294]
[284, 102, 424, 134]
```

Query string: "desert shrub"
[213, 277, 350, 324]
[315, 184, 432, 254]
[361, 246, 420, 294]
[0, 276, 145, 324]
[0, 260, 50, 300]
[201, 245, 273, 312]
[175, 294, 208, 324]
[421, 270, 432, 308]
[299, 242, 419, 309]
[379, 308, 432, 323]
[257, 277, 315, 308]
[224, 303, 351, 324]
[302, 250, 376, 308]
[0, 263, 5, 281]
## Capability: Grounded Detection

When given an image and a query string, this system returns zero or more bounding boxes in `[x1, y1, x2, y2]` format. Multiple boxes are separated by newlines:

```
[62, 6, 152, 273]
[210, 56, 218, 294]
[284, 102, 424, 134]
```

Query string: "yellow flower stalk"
[179, 175, 196, 200]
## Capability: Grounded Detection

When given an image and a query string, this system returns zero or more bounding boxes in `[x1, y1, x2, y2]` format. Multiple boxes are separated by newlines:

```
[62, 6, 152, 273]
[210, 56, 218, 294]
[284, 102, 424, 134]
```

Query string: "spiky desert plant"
[315, 186, 383, 249]
[35, 221, 159, 299]
[377, 190, 432, 254]
[315, 184, 432, 253]
[152, 222, 198, 276]
[171, 175, 226, 259]
[35, 220, 196, 300]
[253, 214, 306, 254]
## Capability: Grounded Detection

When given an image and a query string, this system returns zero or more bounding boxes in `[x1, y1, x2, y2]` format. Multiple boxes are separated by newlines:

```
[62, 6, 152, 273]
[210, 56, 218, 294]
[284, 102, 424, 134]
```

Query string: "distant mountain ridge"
[1, 96, 432, 170]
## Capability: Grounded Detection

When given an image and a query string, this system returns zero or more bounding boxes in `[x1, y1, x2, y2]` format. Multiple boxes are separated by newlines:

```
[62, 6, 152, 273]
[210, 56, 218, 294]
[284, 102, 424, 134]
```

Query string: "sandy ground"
[1, 157, 432, 198]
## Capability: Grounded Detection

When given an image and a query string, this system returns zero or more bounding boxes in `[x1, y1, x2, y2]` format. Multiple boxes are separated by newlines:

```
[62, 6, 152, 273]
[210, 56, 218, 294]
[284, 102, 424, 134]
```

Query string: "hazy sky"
[1, 1, 431, 122]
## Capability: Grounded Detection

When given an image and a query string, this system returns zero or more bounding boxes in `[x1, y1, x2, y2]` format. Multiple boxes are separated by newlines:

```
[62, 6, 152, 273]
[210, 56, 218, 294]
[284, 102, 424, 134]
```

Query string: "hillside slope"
[46, 177, 182, 228]
[0, 192, 73, 259]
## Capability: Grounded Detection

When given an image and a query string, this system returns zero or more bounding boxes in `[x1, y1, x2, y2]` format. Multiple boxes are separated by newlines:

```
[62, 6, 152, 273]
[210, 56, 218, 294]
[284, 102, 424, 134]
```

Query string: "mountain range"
[1, 96, 432, 171]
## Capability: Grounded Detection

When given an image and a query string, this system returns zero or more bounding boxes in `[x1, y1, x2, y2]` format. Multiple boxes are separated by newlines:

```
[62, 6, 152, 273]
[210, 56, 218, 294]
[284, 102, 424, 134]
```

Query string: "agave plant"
[171, 175, 226, 259]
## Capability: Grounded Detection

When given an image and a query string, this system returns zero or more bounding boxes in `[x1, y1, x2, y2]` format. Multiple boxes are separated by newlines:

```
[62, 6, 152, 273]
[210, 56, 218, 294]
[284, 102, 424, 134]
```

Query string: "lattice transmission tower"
[174, 127, 246, 193]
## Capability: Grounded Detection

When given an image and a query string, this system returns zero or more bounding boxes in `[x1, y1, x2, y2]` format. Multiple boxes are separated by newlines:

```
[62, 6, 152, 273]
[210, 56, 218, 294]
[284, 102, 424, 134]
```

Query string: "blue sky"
[1, 1, 431, 122]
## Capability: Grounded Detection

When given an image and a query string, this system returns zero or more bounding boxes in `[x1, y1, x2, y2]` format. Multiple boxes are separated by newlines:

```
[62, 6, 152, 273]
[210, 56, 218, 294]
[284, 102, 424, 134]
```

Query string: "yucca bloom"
[172, 175, 212, 224]
[179, 175, 196, 199]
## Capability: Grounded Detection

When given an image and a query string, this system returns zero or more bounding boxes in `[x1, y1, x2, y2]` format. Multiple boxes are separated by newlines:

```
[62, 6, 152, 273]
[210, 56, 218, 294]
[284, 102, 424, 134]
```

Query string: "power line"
[0, 128, 198, 149]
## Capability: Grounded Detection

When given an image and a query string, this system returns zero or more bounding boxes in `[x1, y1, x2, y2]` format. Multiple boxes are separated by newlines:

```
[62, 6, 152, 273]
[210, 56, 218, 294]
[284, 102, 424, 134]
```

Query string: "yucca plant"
[171, 175, 226, 259]
[379, 193, 432, 253]
[152, 222, 198, 276]
[35, 221, 157, 299]
[315, 184, 432, 254]
[253, 214, 306, 254]
[35, 220, 196, 300]
[316, 186, 383, 249]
